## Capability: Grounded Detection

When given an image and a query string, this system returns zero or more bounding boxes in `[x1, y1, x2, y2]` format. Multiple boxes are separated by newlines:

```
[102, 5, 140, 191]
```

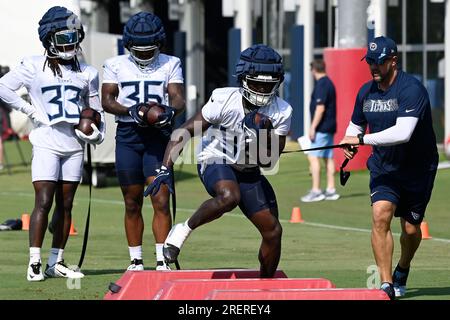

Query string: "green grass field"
[1, 140, 449, 300]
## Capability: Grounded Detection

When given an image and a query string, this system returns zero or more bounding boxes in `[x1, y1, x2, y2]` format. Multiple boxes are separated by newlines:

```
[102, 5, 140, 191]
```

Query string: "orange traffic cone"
[69, 220, 78, 236]
[289, 207, 304, 223]
[420, 221, 432, 240]
[21, 213, 30, 231]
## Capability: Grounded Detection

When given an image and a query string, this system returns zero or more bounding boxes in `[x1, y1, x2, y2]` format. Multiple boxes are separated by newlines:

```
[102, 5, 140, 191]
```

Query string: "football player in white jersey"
[0, 6, 105, 281]
[145, 44, 292, 277]
[102, 12, 185, 271]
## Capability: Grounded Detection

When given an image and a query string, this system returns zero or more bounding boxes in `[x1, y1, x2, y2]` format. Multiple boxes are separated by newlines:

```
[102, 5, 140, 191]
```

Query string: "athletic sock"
[166, 220, 192, 249]
[155, 243, 164, 262]
[56, 249, 64, 263]
[129, 245, 142, 261]
[29, 247, 41, 264]
[47, 248, 59, 267]
[394, 264, 410, 286]
[395, 263, 410, 274]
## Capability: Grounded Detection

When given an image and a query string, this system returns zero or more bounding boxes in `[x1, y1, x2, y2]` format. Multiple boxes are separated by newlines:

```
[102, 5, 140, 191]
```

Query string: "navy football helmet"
[38, 6, 84, 60]
[235, 44, 284, 107]
[123, 12, 166, 70]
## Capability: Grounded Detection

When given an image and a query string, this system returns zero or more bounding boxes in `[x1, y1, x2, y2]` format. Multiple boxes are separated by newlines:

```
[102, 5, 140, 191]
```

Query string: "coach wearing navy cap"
[362, 36, 398, 66]
[340, 36, 439, 299]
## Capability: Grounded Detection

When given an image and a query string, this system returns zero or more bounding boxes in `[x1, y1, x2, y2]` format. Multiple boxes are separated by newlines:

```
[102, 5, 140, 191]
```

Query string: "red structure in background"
[324, 48, 372, 171]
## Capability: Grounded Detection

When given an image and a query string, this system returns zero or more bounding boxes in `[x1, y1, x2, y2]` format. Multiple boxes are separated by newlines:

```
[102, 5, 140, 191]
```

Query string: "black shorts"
[197, 163, 278, 218]
[115, 122, 170, 185]
[369, 170, 437, 225]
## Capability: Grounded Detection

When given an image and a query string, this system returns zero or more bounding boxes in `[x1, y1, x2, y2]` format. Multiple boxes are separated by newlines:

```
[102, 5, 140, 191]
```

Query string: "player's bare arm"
[162, 111, 211, 168]
[167, 83, 185, 116]
[101, 83, 129, 116]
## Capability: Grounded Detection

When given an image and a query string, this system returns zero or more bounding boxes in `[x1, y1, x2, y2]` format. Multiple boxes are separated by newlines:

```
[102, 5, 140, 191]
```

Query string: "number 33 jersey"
[102, 54, 184, 123]
[0, 55, 100, 153]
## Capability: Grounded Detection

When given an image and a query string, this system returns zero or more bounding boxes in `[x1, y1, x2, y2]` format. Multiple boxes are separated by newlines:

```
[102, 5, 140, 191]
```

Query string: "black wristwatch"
[357, 133, 365, 145]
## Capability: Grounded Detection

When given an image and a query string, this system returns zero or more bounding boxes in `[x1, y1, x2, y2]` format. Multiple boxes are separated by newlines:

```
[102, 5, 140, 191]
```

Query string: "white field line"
[3, 191, 450, 244]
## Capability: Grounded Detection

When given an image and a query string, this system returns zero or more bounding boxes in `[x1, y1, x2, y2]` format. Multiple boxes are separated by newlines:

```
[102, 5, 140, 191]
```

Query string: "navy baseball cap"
[362, 36, 398, 65]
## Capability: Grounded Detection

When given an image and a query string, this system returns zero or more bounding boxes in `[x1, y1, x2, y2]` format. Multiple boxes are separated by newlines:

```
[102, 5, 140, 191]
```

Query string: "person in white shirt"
[101, 12, 185, 271]
[0, 6, 105, 281]
[145, 44, 292, 277]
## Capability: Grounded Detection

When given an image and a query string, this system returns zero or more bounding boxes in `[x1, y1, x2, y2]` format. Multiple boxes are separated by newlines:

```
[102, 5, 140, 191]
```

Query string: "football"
[75, 108, 101, 135]
[138, 102, 165, 125]
[254, 112, 273, 130]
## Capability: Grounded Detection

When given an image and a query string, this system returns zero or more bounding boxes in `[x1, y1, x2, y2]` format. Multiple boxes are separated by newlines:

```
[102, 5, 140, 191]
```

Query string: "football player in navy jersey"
[340, 36, 439, 299]
[0, 6, 105, 281]
[145, 44, 292, 278]
[102, 12, 185, 271]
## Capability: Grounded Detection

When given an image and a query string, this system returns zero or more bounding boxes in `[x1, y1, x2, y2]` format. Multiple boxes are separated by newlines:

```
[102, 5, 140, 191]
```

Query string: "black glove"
[154, 105, 176, 128]
[143, 166, 174, 197]
[128, 103, 148, 127]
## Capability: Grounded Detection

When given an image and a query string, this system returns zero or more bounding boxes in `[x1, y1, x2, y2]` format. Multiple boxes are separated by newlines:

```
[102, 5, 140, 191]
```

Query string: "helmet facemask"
[48, 29, 80, 60]
[129, 44, 160, 70]
[241, 74, 281, 107]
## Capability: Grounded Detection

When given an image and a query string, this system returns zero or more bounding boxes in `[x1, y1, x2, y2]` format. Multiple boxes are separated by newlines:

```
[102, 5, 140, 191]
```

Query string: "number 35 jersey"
[0, 55, 100, 153]
[102, 54, 184, 123]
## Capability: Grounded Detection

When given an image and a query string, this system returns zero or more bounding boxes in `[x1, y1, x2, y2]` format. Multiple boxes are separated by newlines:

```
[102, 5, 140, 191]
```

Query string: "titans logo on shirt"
[363, 99, 399, 113]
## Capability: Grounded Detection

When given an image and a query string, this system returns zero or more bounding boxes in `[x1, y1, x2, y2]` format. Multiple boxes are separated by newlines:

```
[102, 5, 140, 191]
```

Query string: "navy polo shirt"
[351, 70, 438, 175]
[310, 76, 337, 134]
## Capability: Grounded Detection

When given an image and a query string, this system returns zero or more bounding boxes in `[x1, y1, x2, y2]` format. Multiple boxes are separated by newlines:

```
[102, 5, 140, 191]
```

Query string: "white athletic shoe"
[301, 190, 325, 202]
[127, 259, 144, 271]
[156, 260, 171, 271]
[44, 261, 84, 279]
[27, 262, 44, 282]
[324, 190, 340, 201]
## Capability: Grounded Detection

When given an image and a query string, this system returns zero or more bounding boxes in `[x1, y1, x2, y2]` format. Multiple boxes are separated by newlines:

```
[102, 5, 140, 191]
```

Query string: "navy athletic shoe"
[380, 282, 395, 300]
[393, 264, 410, 297]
